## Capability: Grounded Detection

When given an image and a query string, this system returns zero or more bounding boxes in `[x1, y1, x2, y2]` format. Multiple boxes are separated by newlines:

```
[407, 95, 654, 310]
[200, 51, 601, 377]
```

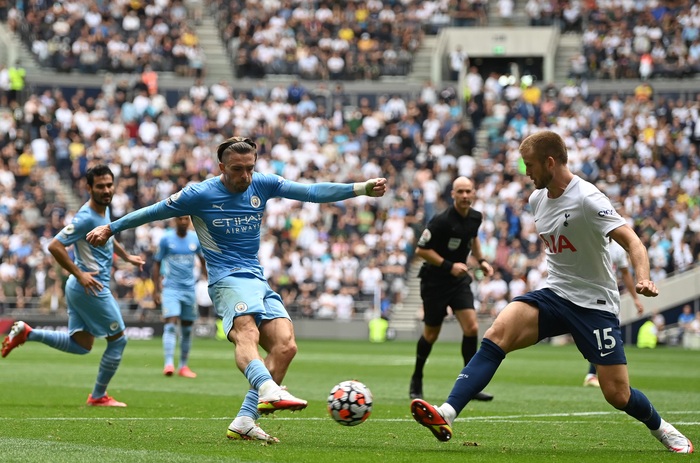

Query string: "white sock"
[439, 403, 457, 423]
[231, 416, 254, 429]
[258, 379, 279, 397]
[651, 419, 668, 435]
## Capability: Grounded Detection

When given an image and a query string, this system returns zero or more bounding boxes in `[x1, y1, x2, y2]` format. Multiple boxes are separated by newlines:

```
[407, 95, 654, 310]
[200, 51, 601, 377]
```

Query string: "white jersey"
[530, 176, 626, 314]
[609, 239, 629, 272]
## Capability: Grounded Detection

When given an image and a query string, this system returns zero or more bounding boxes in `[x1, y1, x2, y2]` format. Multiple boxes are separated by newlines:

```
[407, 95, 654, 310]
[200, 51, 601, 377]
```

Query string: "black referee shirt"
[416, 206, 483, 282]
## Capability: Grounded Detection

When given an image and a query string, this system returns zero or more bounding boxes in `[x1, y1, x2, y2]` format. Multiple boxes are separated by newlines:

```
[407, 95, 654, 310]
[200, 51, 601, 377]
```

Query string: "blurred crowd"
[0, 64, 699, 321]
[0, 0, 699, 323]
[568, 0, 700, 80]
[6, 0, 700, 84]
[6, 0, 204, 77]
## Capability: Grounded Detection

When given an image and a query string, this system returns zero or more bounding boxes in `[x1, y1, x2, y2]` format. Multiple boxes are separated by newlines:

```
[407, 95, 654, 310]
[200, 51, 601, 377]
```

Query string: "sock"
[27, 330, 90, 354]
[621, 387, 662, 430]
[180, 324, 192, 369]
[92, 335, 127, 399]
[215, 318, 226, 341]
[587, 363, 597, 375]
[163, 322, 177, 367]
[461, 335, 477, 366]
[244, 359, 274, 390]
[237, 388, 260, 420]
[446, 338, 505, 415]
[412, 335, 433, 378]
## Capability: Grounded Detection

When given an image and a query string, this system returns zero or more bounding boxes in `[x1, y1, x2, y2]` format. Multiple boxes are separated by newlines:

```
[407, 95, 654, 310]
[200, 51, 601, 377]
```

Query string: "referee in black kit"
[410, 176, 495, 401]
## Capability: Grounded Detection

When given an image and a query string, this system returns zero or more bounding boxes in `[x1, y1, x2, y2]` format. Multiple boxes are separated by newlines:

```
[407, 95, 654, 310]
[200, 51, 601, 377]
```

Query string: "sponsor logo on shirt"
[540, 234, 577, 254]
[597, 209, 616, 217]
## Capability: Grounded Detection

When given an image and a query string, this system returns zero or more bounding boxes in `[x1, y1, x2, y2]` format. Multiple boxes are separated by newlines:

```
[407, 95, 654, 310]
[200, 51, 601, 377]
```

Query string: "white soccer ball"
[327, 380, 373, 426]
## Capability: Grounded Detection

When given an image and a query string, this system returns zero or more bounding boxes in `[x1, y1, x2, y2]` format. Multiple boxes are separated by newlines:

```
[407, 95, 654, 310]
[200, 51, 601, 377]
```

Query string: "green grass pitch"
[0, 337, 697, 462]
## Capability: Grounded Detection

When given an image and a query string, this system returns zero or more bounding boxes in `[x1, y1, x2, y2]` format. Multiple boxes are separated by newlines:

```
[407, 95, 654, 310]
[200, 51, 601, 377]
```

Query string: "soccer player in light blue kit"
[154, 216, 207, 378]
[1, 164, 145, 407]
[86, 137, 387, 442]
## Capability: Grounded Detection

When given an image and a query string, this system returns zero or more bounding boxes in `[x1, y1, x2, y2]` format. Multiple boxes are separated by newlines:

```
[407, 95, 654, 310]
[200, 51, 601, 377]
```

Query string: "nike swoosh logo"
[534, 218, 539, 222]
[600, 351, 614, 357]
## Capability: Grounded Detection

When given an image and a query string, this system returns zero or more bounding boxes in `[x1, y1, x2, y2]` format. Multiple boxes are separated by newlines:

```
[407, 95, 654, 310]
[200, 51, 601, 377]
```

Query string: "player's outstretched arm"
[353, 178, 388, 197]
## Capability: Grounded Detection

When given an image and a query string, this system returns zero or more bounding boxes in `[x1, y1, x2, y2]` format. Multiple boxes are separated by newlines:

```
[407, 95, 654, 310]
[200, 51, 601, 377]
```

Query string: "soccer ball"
[327, 380, 373, 426]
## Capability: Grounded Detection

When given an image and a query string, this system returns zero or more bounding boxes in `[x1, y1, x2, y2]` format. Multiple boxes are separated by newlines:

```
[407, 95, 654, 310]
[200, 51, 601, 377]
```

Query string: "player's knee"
[462, 323, 479, 336]
[603, 387, 630, 409]
[278, 339, 298, 360]
[72, 332, 95, 351]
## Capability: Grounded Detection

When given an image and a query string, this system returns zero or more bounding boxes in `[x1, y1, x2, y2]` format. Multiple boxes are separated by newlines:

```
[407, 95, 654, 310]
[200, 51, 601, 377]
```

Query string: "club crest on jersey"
[417, 229, 431, 247]
[234, 302, 248, 313]
[448, 237, 461, 250]
[189, 243, 197, 251]
[250, 195, 261, 208]
[540, 234, 577, 254]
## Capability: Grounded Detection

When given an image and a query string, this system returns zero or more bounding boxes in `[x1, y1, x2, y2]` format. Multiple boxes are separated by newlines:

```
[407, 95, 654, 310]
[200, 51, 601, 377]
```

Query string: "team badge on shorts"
[110, 321, 120, 331]
[250, 196, 261, 208]
[234, 302, 248, 313]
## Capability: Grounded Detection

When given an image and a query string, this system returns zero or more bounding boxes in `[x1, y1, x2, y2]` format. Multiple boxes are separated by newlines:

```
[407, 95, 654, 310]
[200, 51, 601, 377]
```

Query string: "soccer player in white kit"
[410, 130, 693, 453]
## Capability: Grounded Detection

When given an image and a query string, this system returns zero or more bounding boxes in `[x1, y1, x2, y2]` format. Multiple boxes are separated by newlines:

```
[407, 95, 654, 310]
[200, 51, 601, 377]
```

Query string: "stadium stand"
[0, 0, 698, 341]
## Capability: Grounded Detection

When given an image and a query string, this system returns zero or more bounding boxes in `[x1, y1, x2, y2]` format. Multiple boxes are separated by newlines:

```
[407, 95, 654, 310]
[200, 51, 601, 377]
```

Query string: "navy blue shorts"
[513, 288, 627, 365]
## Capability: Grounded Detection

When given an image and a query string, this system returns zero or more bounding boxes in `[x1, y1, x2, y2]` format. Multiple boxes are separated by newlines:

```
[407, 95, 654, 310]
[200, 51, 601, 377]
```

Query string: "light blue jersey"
[110, 173, 355, 285]
[154, 230, 202, 290]
[57, 202, 115, 287]
[55, 202, 124, 336]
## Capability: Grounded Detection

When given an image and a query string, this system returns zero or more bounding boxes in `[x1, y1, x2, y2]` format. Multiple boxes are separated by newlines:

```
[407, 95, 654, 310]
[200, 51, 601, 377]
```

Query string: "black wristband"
[440, 260, 453, 271]
[478, 259, 487, 265]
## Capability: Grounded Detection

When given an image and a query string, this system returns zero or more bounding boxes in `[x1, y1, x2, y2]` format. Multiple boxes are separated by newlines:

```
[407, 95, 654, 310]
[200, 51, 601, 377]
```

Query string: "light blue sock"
[244, 359, 273, 390]
[27, 329, 90, 354]
[163, 323, 177, 367]
[238, 389, 260, 419]
[92, 336, 127, 399]
[622, 387, 662, 430]
[180, 324, 192, 368]
[446, 338, 506, 415]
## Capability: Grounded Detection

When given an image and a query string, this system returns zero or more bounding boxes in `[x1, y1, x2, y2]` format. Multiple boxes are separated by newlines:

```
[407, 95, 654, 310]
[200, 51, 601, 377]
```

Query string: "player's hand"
[127, 254, 145, 271]
[451, 262, 469, 277]
[365, 178, 388, 197]
[633, 298, 645, 315]
[636, 280, 658, 297]
[77, 270, 103, 296]
[86, 225, 113, 246]
[479, 261, 494, 277]
[153, 291, 161, 305]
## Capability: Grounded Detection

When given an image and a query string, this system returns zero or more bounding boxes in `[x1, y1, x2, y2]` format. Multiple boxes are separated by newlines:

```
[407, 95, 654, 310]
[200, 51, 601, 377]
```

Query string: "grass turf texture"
[0, 337, 697, 463]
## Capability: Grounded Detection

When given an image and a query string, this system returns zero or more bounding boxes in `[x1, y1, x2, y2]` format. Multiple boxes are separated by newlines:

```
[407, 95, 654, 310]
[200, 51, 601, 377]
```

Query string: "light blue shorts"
[65, 278, 125, 337]
[208, 275, 289, 341]
[161, 287, 197, 321]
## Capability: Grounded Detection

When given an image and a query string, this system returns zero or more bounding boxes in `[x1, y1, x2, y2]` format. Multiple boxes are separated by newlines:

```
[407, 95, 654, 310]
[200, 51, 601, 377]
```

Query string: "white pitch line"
[0, 410, 697, 424]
